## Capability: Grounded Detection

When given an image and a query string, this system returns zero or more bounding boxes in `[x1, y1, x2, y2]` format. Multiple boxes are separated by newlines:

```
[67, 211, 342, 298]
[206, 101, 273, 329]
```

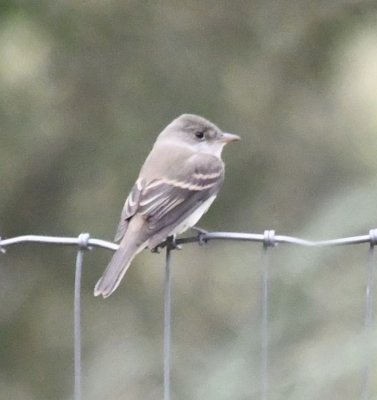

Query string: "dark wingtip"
[94, 278, 113, 298]
[94, 278, 103, 297]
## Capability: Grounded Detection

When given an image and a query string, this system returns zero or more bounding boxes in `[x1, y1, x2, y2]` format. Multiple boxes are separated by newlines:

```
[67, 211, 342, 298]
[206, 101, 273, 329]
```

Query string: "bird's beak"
[221, 132, 241, 144]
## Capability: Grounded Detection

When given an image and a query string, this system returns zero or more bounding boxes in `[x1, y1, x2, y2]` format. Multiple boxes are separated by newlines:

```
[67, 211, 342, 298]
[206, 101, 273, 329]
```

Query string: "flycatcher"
[94, 114, 240, 298]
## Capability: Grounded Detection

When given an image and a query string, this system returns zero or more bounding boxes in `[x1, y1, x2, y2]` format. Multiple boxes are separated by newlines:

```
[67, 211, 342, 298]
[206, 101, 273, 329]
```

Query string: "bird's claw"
[151, 245, 162, 254]
[191, 226, 209, 246]
[152, 236, 182, 253]
[167, 235, 182, 250]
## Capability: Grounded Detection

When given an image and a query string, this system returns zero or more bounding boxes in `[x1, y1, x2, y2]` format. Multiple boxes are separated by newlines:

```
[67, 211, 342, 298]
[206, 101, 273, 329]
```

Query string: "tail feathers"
[94, 241, 143, 298]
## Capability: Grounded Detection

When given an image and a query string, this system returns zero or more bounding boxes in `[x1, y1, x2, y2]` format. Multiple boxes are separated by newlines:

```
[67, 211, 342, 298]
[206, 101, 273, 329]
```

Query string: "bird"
[94, 114, 240, 298]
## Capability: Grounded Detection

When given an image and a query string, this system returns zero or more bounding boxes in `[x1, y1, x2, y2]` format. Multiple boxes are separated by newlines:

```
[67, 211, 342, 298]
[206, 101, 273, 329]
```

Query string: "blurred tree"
[1, 1, 377, 399]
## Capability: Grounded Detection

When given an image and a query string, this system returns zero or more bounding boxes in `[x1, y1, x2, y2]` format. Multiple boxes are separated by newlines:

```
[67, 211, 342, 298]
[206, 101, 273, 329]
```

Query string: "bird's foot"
[151, 245, 162, 254]
[151, 235, 182, 253]
[166, 235, 182, 250]
[191, 226, 209, 246]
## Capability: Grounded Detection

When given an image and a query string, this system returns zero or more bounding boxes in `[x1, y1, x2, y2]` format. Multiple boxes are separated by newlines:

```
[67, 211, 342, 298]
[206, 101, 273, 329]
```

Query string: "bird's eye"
[195, 131, 205, 140]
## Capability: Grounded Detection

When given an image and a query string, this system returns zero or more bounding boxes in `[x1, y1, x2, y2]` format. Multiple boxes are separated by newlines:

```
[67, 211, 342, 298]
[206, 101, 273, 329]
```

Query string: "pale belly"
[171, 195, 216, 235]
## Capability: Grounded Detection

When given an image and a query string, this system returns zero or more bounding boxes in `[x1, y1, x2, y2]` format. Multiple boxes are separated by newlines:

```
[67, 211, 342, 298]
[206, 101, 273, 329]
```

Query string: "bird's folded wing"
[140, 154, 224, 232]
[114, 153, 224, 242]
[114, 178, 145, 242]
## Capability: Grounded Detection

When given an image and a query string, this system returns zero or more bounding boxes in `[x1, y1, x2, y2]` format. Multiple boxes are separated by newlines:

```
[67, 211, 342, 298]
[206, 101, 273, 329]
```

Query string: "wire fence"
[1, 228, 377, 400]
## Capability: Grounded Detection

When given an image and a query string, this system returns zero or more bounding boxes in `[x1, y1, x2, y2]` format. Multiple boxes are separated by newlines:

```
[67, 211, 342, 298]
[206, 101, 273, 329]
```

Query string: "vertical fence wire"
[260, 230, 275, 400]
[74, 233, 89, 400]
[164, 244, 172, 400]
[362, 237, 376, 400]
[74, 248, 84, 400]
[261, 245, 269, 400]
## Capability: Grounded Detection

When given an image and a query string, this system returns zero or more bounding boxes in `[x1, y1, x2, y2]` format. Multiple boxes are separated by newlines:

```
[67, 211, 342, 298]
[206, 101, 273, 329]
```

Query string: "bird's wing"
[114, 178, 145, 242]
[114, 153, 224, 244]
[138, 153, 224, 247]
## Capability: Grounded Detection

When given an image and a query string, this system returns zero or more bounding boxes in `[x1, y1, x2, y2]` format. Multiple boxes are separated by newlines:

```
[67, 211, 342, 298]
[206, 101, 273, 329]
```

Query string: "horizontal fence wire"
[2, 229, 377, 250]
[1, 228, 377, 400]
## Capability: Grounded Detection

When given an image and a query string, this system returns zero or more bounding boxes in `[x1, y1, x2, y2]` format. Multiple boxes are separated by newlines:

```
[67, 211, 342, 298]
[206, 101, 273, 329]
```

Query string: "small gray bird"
[94, 114, 240, 298]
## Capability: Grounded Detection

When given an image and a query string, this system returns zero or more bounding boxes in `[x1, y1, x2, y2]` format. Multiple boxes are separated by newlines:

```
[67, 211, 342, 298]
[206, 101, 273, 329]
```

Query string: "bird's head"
[157, 114, 240, 157]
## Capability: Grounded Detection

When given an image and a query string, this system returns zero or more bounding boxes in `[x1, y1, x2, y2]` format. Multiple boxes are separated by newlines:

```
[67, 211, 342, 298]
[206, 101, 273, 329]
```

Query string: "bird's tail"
[94, 237, 145, 298]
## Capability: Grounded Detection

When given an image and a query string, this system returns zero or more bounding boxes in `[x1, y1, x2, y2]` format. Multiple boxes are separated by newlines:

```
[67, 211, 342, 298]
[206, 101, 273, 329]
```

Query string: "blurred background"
[1, 1, 377, 399]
